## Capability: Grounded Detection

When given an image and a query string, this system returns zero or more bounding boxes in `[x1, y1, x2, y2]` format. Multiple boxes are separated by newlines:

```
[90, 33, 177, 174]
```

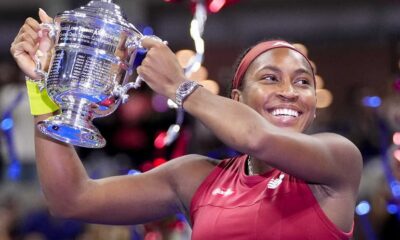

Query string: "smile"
[270, 108, 300, 118]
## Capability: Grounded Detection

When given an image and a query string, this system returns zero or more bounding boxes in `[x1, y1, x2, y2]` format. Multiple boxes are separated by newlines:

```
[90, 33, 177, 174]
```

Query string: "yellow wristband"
[26, 80, 59, 115]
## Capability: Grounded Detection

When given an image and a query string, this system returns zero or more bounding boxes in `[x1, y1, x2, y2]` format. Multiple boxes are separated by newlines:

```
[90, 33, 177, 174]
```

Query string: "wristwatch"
[175, 80, 202, 108]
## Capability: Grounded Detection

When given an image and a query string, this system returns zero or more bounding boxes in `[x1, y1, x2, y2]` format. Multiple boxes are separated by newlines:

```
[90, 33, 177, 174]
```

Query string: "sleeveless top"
[190, 155, 353, 240]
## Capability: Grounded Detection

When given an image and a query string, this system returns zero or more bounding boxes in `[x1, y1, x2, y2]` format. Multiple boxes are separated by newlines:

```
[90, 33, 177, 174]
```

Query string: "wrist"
[175, 80, 202, 108]
[26, 78, 59, 116]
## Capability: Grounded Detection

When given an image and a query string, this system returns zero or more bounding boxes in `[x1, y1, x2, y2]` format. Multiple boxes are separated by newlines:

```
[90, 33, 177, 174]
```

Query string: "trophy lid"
[62, 0, 141, 34]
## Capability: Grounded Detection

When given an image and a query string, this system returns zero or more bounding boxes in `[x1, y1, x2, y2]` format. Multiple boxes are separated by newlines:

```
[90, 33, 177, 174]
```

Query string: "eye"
[294, 78, 311, 86]
[262, 75, 279, 83]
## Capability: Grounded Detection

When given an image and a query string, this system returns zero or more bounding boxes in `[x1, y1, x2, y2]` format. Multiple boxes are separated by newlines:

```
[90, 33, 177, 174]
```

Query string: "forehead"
[246, 48, 312, 73]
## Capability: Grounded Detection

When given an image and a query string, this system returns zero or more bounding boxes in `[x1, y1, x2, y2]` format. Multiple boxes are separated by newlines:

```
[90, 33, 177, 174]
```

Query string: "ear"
[231, 89, 242, 102]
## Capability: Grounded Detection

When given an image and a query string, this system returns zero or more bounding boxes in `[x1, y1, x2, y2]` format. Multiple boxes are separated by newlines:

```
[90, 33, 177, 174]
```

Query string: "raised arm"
[9, 10, 203, 225]
[32, 114, 194, 224]
[185, 90, 362, 190]
[138, 38, 362, 192]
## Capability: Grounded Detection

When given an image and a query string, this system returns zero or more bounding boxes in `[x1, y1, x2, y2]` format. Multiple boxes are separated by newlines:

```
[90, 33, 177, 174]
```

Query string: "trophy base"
[37, 115, 106, 148]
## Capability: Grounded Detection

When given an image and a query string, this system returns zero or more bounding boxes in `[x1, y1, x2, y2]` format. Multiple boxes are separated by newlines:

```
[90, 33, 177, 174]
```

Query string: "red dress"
[190, 155, 353, 240]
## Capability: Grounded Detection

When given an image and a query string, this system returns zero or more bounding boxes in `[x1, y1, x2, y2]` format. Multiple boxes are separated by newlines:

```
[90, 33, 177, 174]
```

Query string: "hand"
[10, 8, 53, 79]
[137, 37, 187, 100]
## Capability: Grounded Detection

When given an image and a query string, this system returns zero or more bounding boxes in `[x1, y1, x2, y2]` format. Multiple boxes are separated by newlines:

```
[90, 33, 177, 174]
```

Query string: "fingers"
[141, 36, 165, 50]
[11, 18, 40, 56]
[9, 9, 53, 79]
[21, 17, 41, 33]
[38, 8, 53, 24]
[11, 41, 38, 58]
[15, 28, 38, 47]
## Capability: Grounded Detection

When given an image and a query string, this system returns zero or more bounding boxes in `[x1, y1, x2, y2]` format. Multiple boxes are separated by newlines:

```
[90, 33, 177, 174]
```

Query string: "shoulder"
[312, 132, 363, 189]
[166, 154, 220, 185]
[312, 132, 362, 164]
[140, 154, 219, 191]
[161, 154, 221, 212]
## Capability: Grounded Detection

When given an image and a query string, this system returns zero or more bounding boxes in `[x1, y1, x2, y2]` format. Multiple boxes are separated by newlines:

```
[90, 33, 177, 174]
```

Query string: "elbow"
[47, 205, 67, 219]
[45, 180, 96, 220]
[46, 198, 80, 219]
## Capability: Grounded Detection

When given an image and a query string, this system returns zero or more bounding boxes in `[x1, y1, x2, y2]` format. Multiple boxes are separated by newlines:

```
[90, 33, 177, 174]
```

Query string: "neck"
[247, 155, 273, 176]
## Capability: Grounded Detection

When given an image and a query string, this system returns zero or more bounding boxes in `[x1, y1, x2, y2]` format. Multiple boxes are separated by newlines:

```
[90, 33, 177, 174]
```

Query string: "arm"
[187, 89, 362, 189]
[138, 39, 363, 191]
[9, 11, 185, 225]
[33, 115, 185, 224]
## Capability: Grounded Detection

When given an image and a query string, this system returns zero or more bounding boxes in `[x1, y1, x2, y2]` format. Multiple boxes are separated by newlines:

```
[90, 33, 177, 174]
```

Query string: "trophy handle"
[114, 35, 167, 103]
[112, 78, 143, 104]
[33, 23, 58, 90]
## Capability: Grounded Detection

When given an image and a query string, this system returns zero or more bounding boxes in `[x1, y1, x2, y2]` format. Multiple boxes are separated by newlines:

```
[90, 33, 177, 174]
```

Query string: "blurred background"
[0, 0, 400, 239]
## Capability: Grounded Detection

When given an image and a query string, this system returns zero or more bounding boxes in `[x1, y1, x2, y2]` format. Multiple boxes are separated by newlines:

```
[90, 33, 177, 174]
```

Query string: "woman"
[10, 9, 362, 239]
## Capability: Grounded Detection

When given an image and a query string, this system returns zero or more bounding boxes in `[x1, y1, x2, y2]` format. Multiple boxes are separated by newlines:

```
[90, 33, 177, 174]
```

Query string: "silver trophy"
[33, 0, 156, 148]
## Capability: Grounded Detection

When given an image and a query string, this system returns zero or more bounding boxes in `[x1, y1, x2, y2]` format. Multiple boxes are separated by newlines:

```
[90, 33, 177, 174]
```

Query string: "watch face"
[176, 81, 200, 107]
[181, 82, 192, 92]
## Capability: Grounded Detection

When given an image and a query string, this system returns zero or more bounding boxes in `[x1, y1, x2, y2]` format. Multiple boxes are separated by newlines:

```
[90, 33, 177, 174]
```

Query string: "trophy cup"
[33, 0, 156, 148]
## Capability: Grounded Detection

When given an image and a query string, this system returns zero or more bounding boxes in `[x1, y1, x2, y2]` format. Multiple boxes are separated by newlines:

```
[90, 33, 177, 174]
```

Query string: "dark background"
[1, 0, 400, 239]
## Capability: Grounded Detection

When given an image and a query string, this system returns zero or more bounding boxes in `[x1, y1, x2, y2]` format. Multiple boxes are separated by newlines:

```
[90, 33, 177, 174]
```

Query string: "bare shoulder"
[166, 154, 219, 172]
[162, 154, 219, 212]
[167, 154, 219, 188]
[312, 132, 363, 165]
[312, 132, 363, 190]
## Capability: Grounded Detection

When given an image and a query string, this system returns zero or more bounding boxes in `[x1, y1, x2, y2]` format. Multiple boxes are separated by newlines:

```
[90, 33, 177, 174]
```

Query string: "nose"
[276, 82, 299, 101]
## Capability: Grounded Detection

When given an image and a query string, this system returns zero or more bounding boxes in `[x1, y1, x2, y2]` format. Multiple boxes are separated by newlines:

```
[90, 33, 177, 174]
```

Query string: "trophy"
[33, 0, 156, 148]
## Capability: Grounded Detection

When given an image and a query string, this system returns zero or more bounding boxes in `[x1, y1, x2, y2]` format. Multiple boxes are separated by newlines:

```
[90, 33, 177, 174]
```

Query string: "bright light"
[167, 99, 178, 109]
[190, 20, 205, 54]
[188, 66, 208, 81]
[143, 26, 154, 36]
[387, 203, 399, 214]
[393, 132, 400, 145]
[315, 75, 324, 89]
[154, 132, 167, 149]
[127, 169, 141, 175]
[355, 201, 371, 216]
[1, 118, 13, 131]
[153, 158, 167, 167]
[394, 149, 400, 162]
[199, 80, 220, 95]
[7, 161, 20, 181]
[208, 0, 226, 13]
[390, 181, 400, 198]
[316, 89, 333, 108]
[362, 96, 381, 108]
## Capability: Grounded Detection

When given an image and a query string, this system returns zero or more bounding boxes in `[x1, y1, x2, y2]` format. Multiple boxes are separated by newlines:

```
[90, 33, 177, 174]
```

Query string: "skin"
[10, 9, 362, 234]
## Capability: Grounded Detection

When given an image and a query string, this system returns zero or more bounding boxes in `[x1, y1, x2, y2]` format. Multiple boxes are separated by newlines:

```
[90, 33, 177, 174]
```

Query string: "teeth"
[271, 108, 299, 117]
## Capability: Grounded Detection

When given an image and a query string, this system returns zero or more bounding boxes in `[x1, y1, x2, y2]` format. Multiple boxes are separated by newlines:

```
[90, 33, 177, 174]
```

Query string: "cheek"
[245, 87, 272, 107]
[304, 90, 317, 106]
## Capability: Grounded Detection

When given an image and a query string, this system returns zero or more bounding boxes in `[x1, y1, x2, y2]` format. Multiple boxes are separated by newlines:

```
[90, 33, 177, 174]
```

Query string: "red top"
[190, 155, 353, 240]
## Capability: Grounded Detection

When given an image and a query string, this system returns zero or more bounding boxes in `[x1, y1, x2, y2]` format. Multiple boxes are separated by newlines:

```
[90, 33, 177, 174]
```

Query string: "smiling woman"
[231, 41, 316, 132]
[10, 10, 362, 239]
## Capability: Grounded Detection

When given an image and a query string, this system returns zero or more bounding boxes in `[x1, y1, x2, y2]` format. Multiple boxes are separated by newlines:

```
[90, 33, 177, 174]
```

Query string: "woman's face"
[233, 48, 317, 133]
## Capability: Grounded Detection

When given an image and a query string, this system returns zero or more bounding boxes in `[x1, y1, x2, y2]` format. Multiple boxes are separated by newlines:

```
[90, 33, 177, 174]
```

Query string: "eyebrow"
[258, 65, 313, 76]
